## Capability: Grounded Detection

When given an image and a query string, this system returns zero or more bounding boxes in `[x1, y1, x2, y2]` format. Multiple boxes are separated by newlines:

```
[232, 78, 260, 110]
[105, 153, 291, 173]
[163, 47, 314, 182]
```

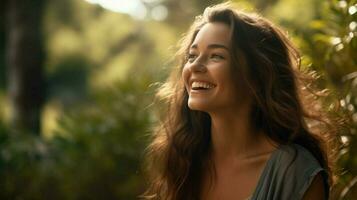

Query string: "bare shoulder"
[302, 172, 326, 200]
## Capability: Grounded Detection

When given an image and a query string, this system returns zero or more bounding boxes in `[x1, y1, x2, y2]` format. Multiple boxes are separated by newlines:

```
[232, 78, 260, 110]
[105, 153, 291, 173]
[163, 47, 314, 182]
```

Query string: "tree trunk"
[5, 0, 46, 134]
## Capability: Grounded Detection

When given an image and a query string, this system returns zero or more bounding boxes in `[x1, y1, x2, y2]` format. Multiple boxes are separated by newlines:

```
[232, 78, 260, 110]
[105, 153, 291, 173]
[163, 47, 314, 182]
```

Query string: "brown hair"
[142, 2, 339, 200]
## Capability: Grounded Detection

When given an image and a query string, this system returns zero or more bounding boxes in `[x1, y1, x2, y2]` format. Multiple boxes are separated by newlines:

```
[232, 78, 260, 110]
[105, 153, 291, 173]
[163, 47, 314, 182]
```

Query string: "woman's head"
[182, 22, 247, 113]
[143, 3, 337, 200]
[180, 3, 304, 135]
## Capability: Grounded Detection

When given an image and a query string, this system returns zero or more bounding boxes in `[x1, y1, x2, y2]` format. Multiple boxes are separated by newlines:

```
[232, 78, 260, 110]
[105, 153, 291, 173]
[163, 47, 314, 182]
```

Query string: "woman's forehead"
[191, 22, 231, 49]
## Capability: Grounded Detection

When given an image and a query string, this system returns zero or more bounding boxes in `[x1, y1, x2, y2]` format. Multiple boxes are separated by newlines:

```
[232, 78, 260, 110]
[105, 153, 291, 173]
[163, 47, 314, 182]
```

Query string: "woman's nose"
[190, 56, 207, 73]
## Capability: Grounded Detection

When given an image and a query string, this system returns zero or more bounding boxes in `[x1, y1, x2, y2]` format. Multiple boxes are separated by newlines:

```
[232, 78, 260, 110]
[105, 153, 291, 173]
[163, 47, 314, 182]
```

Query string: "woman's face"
[182, 22, 247, 113]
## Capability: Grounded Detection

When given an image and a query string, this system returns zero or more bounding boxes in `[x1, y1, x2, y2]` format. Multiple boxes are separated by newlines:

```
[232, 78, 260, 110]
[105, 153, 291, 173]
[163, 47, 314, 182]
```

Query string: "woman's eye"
[187, 53, 197, 62]
[211, 54, 224, 60]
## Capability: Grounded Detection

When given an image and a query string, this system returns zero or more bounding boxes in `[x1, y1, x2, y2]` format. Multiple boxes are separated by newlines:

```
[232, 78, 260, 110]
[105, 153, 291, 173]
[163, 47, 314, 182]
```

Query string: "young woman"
[143, 3, 338, 200]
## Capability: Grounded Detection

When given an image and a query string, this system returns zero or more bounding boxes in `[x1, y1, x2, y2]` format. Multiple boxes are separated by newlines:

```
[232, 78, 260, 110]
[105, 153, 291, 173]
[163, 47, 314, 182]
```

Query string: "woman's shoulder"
[255, 143, 329, 199]
[271, 143, 328, 183]
[275, 143, 322, 168]
[251, 144, 329, 200]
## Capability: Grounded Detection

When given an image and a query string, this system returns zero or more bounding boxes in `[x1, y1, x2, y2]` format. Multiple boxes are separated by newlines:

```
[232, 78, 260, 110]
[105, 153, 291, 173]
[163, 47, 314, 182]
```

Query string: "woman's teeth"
[191, 81, 215, 90]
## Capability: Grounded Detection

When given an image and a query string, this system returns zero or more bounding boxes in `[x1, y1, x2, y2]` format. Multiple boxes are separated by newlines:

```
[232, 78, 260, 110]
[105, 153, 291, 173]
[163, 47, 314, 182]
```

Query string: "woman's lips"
[190, 81, 216, 90]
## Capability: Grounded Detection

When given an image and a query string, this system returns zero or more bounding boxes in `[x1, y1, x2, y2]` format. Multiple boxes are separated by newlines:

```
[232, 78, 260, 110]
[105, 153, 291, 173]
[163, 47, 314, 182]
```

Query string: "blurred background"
[0, 0, 355, 199]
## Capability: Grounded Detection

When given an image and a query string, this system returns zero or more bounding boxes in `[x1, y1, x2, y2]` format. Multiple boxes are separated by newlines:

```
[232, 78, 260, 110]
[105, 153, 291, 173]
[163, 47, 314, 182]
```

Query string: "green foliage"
[52, 79, 153, 199]
[0, 79, 153, 199]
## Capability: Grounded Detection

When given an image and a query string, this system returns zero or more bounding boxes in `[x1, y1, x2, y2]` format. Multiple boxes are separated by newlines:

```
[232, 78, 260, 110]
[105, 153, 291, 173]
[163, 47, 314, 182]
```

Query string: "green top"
[248, 143, 329, 200]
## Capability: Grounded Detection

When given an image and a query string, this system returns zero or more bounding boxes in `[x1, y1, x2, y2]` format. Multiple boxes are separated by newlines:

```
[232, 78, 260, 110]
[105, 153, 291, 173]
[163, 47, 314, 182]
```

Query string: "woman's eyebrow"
[190, 43, 230, 51]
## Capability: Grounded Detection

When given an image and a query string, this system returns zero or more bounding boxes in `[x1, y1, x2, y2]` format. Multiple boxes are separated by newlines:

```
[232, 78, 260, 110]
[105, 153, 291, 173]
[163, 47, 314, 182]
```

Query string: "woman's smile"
[189, 80, 217, 95]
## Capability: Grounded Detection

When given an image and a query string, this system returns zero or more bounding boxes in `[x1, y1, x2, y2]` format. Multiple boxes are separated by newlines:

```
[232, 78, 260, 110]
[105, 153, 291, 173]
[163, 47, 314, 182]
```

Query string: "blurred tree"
[163, 0, 222, 29]
[0, 0, 6, 90]
[246, 0, 280, 12]
[5, 0, 46, 133]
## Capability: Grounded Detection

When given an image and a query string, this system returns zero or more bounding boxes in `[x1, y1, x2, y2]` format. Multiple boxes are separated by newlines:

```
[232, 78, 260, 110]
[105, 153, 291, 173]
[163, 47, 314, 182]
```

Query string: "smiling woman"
[142, 2, 338, 200]
[183, 22, 247, 114]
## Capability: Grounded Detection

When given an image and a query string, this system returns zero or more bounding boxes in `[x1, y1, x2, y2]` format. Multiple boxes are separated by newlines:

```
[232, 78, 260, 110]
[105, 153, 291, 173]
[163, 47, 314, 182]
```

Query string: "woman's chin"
[187, 100, 210, 111]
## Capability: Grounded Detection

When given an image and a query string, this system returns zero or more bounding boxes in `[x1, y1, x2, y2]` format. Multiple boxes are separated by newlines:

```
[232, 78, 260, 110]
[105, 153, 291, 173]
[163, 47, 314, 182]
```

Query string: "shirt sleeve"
[250, 143, 330, 200]
[295, 145, 329, 200]
[279, 144, 329, 200]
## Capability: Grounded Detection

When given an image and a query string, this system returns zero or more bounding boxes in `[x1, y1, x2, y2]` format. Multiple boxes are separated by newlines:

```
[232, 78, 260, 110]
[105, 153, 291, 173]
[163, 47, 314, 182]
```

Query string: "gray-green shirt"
[248, 143, 329, 200]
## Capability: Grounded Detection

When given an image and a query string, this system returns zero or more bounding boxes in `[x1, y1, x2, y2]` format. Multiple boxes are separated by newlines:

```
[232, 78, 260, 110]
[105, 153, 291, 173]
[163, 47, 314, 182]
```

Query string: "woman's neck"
[208, 106, 273, 164]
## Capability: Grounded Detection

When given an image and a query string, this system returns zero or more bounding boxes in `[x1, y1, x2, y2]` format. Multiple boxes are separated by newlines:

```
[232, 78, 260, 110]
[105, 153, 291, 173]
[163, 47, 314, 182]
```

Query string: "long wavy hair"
[142, 3, 339, 200]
